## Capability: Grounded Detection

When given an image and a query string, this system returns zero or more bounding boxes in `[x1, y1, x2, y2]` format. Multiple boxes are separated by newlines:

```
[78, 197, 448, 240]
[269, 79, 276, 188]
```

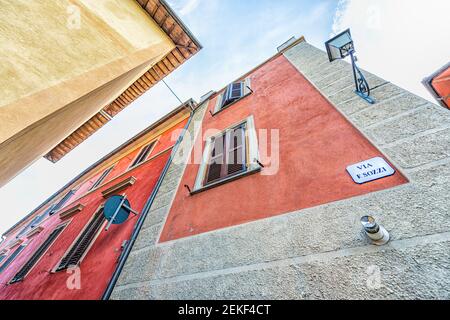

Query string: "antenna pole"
[162, 79, 183, 105]
[153, 67, 184, 105]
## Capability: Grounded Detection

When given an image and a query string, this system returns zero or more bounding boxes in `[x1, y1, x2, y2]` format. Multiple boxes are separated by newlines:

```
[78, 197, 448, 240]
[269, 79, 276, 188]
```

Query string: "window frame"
[0, 242, 29, 274]
[89, 165, 116, 192]
[0, 254, 6, 266]
[127, 139, 158, 171]
[52, 205, 106, 273]
[192, 116, 261, 194]
[9, 222, 69, 284]
[49, 189, 77, 216]
[213, 77, 252, 115]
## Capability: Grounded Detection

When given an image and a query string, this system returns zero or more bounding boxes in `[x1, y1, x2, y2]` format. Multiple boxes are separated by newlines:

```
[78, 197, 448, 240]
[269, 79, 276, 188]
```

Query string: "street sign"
[347, 157, 395, 184]
[103, 195, 139, 231]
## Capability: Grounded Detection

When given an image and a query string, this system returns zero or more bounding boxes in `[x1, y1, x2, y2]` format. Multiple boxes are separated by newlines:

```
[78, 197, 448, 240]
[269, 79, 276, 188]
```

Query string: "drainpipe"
[102, 101, 197, 300]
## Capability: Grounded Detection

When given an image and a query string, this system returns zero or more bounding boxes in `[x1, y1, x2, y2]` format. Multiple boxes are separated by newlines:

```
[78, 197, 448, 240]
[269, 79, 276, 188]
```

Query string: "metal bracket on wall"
[350, 51, 375, 104]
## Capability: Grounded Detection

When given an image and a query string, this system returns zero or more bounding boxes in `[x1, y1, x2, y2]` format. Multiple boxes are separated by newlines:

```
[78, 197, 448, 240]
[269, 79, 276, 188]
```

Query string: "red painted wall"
[431, 66, 450, 109]
[0, 118, 187, 300]
[159, 55, 408, 242]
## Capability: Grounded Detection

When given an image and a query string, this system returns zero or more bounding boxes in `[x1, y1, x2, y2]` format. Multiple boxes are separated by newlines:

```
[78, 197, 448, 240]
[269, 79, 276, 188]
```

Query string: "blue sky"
[1, 0, 449, 235]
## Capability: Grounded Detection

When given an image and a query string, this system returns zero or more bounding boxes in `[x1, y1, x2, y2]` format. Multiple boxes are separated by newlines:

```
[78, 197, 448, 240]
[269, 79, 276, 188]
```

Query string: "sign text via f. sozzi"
[346, 157, 395, 184]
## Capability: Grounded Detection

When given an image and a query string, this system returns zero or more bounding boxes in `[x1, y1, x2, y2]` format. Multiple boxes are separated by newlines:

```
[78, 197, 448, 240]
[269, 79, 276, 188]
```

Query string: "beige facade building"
[0, 0, 201, 187]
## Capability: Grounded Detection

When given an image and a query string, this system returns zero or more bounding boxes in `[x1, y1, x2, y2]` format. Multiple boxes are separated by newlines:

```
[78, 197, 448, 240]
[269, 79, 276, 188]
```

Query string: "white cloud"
[331, 0, 450, 101]
[174, 0, 201, 16]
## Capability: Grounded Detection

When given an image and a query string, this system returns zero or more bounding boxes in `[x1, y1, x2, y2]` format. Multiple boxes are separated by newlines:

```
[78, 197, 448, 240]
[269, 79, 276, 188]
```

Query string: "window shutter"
[221, 82, 244, 108]
[214, 93, 224, 113]
[243, 77, 252, 96]
[56, 210, 105, 271]
[229, 82, 244, 100]
[10, 226, 65, 283]
[205, 134, 226, 184]
[227, 125, 247, 175]
[204, 125, 248, 185]
[0, 245, 26, 273]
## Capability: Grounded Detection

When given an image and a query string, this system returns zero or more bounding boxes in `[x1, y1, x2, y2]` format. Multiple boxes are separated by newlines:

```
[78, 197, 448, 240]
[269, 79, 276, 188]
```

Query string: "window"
[90, 167, 114, 191]
[49, 190, 76, 215]
[204, 124, 247, 185]
[129, 141, 156, 169]
[55, 208, 105, 271]
[10, 225, 66, 284]
[0, 244, 27, 273]
[16, 216, 40, 239]
[213, 78, 252, 113]
[193, 116, 261, 193]
[0, 254, 6, 265]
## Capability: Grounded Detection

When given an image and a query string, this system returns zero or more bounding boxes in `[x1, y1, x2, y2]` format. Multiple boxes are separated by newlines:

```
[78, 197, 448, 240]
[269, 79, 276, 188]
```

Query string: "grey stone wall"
[111, 41, 450, 300]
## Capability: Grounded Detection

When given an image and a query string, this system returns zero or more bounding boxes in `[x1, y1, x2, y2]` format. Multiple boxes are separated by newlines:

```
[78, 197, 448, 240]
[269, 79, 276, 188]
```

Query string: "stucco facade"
[0, 0, 200, 187]
[0, 105, 192, 300]
[111, 40, 450, 300]
[1, 38, 449, 300]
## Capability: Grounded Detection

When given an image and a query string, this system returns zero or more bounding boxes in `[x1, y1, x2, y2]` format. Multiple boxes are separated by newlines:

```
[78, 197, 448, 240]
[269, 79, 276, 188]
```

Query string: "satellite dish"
[103, 195, 139, 231]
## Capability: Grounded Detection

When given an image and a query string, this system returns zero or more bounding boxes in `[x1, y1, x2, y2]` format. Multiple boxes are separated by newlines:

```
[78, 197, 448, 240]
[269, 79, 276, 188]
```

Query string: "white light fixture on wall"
[325, 29, 376, 104]
[360, 216, 390, 246]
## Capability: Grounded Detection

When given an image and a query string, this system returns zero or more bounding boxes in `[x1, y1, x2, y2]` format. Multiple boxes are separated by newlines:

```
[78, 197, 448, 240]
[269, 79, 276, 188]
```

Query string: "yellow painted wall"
[0, 0, 177, 187]
[0, 0, 174, 143]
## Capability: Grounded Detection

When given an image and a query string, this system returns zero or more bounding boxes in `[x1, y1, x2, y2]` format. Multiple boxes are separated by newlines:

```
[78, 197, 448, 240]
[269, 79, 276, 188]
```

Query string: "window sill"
[101, 176, 137, 198]
[190, 166, 261, 196]
[212, 92, 252, 117]
[25, 226, 44, 238]
[59, 204, 85, 220]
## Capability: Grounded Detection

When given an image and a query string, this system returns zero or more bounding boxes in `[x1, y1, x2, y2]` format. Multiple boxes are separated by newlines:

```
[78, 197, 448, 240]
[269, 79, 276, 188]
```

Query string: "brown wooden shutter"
[10, 225, 65, 283]
[56, 210, 105, 271]
[204, 124, 248, 185]
[227, 125, 246, 175]
[205, 134, 226, 184]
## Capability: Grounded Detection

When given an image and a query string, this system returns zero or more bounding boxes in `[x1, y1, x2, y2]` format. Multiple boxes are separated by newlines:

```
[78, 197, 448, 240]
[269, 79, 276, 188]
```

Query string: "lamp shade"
[325, 29, 354, 62]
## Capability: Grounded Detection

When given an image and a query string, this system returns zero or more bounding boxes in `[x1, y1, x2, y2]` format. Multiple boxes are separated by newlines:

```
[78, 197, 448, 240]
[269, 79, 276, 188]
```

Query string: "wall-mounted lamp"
[360, 216, 390, 246]
[325, 29, 375, 104]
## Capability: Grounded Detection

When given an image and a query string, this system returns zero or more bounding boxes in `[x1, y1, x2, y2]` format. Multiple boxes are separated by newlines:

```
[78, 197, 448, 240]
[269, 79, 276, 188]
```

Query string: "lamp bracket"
[349, 52, 376, 104]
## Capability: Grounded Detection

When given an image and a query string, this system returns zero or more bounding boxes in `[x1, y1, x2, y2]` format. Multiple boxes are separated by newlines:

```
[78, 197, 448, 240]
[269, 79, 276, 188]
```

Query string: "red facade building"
[1, 37, 449, 300]
[423, 62, 450, 109]
[160, 45, 407, 242]
[0, 102, 194, 299]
